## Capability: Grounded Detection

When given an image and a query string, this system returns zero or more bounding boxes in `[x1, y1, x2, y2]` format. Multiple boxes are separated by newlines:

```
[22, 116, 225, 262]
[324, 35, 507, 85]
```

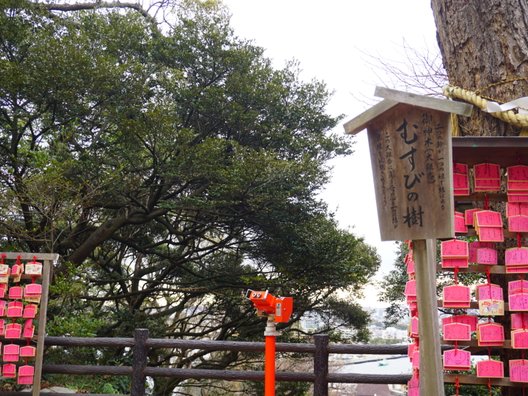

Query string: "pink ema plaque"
[509, 293, 528, 311]
[407, 375, 419, 396]
[508, 194, 528, 203]
[465, 208, 482, 226]
[477, 323, 504, 346]
[469, 241, 494, 262]
[3, 363, 16, 378]
[7, 300, 23, 318]
[17, 365, 34, 385]
[406, 258, 415, 275]
[477, 283, 503, 300]
[476, 248, 498, 265]
[454, 212, 468, 233]
[410, 316, 419, 338]
[475, 210, 503, 227]
[508, 181, 528, 191]
[512, 329, 528, 349]
[443, 285, 471, 308]
[411, 350, 420, 370]
[474, 178, 501, 191]
[510, 359, 528, 383]
[407, 342, 417, 359]
[476, 359, 504, 378]
[441, 258, 469, 269]
[506, 247, 528, 266]
[443, 349, 471, 370]
[509, 280, 528, 295]
[474, 163, 501, 179]
[441, 239, 469, 258]
[19, 345, 36, 358]
[4, 323, 21, 339]
[507, 202, 528, 217]
[405, 280, 417, 302]
[454, 163, 468, 175]
[511, 313, 528, 330]
[477, 227, 504, 242]
[510, 215, 528, 232]
[508, 165, 528, 181]
[442, 315, 478, 332]
[442, 322, 471, 341]
[454, 172, 469, 189]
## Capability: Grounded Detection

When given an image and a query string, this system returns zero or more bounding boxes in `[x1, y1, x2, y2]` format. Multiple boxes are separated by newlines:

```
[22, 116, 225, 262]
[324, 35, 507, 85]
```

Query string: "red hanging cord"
[454, 267, 459, 285]
[455, 375, 460, 396]
[487, 378, 492, 396]
[484, 193, 489, 210]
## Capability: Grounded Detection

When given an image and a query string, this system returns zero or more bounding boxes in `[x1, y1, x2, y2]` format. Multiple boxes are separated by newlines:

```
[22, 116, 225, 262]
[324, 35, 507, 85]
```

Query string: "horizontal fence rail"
[12, 330, 505, 396]
[38, 331, 412, 396]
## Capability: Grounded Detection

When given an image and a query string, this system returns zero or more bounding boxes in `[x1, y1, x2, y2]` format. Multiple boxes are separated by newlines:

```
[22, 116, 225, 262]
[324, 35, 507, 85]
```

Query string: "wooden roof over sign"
[343, 86, 473, 135]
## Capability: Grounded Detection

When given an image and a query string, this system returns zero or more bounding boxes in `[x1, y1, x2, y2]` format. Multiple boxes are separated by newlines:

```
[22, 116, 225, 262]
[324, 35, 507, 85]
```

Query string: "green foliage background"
[0, 0, 380, 393]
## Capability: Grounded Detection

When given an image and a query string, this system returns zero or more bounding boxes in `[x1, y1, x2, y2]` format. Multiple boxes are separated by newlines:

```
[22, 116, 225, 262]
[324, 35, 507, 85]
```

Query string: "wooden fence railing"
[9, 330, 415, 396]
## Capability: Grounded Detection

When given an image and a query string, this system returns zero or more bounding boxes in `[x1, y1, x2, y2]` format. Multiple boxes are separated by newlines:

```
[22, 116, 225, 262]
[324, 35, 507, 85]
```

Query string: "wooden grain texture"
[43, 364, 132, 375]
[431, 0, 528, 137]
[414, 239, 445, 396]
[146, 338, 315, 353]
[444, 374, 518, 387]
[1, 252, 59, 261]
[33, 257, 53, 396]
[45, 336, 135, 347]
[326, 373, 410, 384]
[439, 264, 510, 275]
[142, 367, 314, 382]
[374, 86, 473, 116]
[342, 99, 398, 135]
[313, 335, 329, 396]
[131, 329, 149, 396]
[367, 105, 454, 240]
[438, 300, 511, 311]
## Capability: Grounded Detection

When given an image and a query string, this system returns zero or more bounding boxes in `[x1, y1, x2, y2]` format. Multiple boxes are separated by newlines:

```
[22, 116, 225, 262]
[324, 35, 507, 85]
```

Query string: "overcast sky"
[222, 0, 440, 304]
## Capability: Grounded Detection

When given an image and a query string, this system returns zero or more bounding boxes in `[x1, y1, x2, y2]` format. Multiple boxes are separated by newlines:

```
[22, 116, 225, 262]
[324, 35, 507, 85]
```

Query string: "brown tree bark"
[431, 0, 528, 136]
[431, 2, 528, 395]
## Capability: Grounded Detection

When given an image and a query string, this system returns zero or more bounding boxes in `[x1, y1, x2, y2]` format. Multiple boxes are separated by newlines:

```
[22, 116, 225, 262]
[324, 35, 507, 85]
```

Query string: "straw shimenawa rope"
[444, 85, 528, 129]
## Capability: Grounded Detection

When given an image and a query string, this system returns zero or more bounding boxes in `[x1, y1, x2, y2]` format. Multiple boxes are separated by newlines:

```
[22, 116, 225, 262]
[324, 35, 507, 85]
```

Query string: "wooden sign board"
[366, 104, 454, 240]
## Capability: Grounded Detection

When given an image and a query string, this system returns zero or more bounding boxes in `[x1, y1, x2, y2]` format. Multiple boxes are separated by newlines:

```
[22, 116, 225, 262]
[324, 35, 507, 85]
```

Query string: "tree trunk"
[431, 0, 528, 136]
[431, 2, 528, 395]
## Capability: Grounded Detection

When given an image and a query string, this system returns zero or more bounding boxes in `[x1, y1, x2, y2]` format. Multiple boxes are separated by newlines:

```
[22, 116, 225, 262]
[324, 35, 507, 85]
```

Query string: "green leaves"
[0, 1, 380, 393]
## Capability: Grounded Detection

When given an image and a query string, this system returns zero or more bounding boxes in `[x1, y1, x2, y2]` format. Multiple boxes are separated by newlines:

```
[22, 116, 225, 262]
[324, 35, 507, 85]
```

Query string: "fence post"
[313, 334, 329, 396]
[131, 328, 149, 396]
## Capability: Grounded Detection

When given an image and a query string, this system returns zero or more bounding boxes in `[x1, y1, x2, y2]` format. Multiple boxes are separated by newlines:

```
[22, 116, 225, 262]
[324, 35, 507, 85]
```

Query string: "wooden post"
[313, 334, 329, 396]
[413, 239, 444, 396]
[131, 328, 149, 396]
[33, 256, 52, 396]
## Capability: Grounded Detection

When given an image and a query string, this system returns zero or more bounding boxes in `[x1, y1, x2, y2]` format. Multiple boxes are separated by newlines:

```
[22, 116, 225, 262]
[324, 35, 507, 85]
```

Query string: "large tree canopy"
[0, 0, 379, 393]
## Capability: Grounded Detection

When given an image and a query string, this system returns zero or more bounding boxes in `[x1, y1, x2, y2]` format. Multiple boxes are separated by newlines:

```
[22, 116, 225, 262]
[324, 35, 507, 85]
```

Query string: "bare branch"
[38, 1, 158, 26]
